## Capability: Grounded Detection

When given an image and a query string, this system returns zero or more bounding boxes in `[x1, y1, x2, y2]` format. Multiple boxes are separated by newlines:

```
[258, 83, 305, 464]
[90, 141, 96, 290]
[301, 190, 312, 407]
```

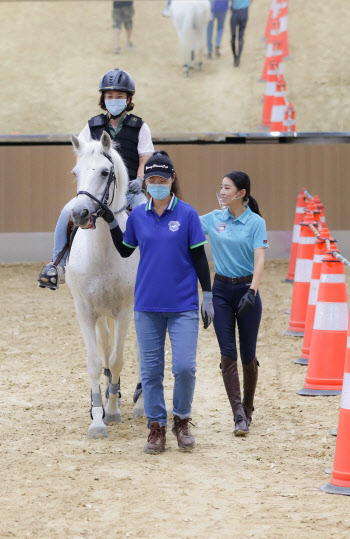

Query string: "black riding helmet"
[99, 68, 135, 95]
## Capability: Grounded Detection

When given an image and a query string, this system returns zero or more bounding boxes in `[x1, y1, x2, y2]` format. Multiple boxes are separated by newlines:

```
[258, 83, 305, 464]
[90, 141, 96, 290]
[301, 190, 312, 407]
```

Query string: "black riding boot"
[242, 358, 259, 426]
[231, 39, 238, 67]
[221, 355, 249, 436]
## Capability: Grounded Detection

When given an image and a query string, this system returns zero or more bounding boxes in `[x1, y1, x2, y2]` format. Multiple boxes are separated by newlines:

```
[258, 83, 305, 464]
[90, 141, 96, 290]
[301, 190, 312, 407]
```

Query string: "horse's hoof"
[104, 412, 121, 425]
[88, 423, 108, 438]
[132, 407, 145, 419]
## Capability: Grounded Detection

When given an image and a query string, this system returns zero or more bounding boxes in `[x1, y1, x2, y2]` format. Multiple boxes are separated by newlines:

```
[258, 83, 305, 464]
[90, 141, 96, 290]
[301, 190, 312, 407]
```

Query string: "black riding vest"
[88, 113, 143, 181]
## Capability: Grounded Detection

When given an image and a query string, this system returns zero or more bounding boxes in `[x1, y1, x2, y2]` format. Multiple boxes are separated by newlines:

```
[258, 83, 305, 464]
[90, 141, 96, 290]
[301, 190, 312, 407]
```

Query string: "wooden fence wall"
[1, 142, 349, 233]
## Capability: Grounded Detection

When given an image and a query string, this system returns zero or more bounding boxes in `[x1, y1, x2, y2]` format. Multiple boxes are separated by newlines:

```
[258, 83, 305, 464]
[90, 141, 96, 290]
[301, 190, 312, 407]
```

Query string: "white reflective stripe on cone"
[292, 224, 301, 242]
[298, 236, 316, 245]
[340, 372, 350, 410]
[296, 207, 304, 214]
[313, 302, 349, 331]
[320, 216, 326, 222]
[308, 279, 320, 305]
[266, 43, 273, 57]
[271, 105, 286, 122]
[347, 336, 350, 348]
[320, 274, 346, 283]
[294, 258, 313, 283]
[265, 82, 276, 96]
[279, 16, 288, 32]
[313, 254, 324, 263]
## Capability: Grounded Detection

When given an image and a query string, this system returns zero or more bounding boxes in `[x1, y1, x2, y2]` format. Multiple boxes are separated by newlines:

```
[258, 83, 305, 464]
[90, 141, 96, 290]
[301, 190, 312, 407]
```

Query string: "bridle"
[76, 152, 128, 223]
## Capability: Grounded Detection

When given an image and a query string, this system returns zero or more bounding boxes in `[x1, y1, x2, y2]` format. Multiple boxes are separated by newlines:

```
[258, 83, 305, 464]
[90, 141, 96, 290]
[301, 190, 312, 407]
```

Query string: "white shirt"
[78, 120, 154, 156]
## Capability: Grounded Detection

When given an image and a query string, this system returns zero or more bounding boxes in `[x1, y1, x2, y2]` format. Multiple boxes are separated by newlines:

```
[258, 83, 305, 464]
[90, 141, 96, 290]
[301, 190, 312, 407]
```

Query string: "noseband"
[76, 152, 127, 220]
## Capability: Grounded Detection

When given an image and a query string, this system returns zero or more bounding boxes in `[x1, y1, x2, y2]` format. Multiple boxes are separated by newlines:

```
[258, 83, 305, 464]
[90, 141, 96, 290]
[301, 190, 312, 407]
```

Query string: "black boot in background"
[242, 358, 259, 427]
[221, 355, 249, 436]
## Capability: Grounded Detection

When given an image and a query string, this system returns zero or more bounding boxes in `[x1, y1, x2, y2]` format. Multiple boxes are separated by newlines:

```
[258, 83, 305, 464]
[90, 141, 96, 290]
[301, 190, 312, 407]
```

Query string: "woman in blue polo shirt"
[101, 151, 214, 454]
[200, 171, 268, 436]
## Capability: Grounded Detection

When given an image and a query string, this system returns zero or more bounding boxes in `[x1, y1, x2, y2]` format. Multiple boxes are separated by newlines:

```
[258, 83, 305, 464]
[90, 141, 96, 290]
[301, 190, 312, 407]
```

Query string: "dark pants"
[230, 7, 249, 57]
[213, 279, 262, 364]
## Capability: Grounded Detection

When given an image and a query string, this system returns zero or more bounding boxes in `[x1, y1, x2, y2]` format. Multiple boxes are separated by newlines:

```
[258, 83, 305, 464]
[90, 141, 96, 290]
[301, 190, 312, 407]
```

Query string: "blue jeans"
[52, 192, 147, 264]
[207, 10, 228, 53]
[134, 310, 199, 427]
[213, 279, 262, 365]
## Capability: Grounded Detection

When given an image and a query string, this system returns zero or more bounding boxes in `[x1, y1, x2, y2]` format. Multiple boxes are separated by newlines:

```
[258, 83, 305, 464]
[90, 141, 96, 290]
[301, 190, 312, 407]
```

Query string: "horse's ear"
[101, 131, 112, 153]
[71, 133, 83, 154]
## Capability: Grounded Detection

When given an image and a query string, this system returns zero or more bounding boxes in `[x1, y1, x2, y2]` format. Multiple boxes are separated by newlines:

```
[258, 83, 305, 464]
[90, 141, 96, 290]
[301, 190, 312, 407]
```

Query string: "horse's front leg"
[75, 304, 108, 439]
[104, 309, 131, 424]
[133, 337, 144, 419]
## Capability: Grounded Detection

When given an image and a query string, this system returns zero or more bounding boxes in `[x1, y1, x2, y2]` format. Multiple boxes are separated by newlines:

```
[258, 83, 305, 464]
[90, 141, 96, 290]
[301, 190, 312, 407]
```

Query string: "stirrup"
[38, 263, 64, 290]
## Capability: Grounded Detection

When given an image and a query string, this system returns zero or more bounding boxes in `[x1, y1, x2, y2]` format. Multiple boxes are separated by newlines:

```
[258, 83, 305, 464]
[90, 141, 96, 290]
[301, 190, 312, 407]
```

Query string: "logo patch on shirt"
[263, 239, 268, 244]
[217, 223, 227, 233]
[169, 221, 180, 232]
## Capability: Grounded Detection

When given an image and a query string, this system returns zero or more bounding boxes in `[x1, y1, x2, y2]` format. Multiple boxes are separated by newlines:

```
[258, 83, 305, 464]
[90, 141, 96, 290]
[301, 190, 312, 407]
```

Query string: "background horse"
[67, 132, 144, 438]
[170, 0, 211, 77]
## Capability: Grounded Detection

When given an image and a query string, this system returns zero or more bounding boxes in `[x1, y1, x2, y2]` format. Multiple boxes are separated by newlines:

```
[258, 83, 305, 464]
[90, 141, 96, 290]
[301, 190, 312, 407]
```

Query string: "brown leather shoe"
[221, 355, 249, 436]
[143, 421, 166, 454]
[172, 416, 196, 450]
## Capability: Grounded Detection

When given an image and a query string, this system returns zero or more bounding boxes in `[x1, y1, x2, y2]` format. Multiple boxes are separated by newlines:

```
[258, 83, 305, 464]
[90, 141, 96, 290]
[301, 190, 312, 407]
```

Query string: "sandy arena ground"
[1, 260, 350, 538]
[1, 0, 349, 135]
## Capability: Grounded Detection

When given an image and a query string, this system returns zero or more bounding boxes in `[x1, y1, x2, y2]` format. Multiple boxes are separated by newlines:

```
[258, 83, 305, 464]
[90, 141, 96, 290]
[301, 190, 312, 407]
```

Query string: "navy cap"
[144, 153, 174, 180]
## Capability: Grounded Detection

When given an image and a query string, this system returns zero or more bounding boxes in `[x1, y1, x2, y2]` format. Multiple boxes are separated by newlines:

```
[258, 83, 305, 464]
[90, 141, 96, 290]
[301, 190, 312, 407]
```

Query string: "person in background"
[230, 0, 252, 66]
[207, 0, 229, 58]
[200, 171, 268, 436]
[101, 151, 214, 454]
[162, 0, 172, 17]
[112, 0, 135, 53]
[38, 68, 154, 291]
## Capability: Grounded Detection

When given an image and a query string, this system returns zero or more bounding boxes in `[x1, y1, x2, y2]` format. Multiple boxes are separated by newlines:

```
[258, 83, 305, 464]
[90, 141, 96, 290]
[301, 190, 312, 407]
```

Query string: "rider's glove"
[129, 176, 143, 195]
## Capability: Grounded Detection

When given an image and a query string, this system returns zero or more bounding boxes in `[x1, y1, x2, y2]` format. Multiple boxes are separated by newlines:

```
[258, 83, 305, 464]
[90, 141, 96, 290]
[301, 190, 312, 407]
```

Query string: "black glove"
[99, 203, 115, 224]
[237, 288, 256, 318]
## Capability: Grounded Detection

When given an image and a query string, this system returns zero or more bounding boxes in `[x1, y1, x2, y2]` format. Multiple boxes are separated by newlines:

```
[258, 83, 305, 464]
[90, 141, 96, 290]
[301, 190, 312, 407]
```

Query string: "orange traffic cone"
[320, 320, 350, 495]
[282, 103, 296, 132]
[264, 0, 279, 41]
[297, 248, 348, 395]
[270, 80, 288, 131]
[313, 195, 327, 230]
[285, 189, 309, 282]
[285, 210, 318, 336]
[261, 64, 284, 128]
[261, 38, 283, 81]
[294, 229, 336, 365]
[268, 14, 289, 58]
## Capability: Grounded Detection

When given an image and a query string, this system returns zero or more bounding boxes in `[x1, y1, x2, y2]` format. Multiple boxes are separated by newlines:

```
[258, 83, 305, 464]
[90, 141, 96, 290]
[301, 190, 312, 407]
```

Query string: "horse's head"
[70, 132, 118, 228]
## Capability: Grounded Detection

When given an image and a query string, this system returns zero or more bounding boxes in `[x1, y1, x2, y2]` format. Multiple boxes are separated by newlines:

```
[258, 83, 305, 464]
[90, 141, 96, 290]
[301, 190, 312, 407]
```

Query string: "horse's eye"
[101, 170, 109, 177]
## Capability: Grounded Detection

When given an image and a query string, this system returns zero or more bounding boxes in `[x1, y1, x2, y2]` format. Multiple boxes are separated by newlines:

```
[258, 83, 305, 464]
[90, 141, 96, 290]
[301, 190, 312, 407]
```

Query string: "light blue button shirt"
[200, 205, 269, 278]
[232, 0, 251, 9]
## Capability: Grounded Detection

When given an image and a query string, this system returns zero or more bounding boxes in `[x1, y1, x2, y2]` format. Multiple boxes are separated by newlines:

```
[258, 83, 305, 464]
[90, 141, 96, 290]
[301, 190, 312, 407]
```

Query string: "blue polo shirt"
[232, 0, 251, 9]
[200, 206, 268, 278]
[123, 195, 207, 312]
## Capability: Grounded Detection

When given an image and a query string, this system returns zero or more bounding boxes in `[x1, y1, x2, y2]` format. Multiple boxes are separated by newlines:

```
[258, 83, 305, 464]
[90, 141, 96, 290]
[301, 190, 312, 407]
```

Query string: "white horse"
[66, 131, 144, 438]
[170, 0, 211, 77]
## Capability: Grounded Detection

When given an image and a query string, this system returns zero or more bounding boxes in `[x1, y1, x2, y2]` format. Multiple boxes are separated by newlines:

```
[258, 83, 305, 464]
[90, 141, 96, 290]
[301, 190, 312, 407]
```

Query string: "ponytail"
[225, 171, 262, 217]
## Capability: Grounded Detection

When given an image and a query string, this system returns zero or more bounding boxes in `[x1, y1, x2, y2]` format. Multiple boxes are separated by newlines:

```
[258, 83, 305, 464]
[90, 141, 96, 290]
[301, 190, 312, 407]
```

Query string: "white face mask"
[216, 191, 243, 209]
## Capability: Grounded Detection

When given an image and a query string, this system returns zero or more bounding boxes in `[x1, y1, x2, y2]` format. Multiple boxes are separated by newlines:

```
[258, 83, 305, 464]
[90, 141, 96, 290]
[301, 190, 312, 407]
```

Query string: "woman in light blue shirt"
[200, 170, 268, 436]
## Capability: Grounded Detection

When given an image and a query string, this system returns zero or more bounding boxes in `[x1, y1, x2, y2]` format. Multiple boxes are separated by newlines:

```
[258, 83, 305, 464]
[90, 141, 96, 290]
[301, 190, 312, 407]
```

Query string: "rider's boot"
[38, 263, 65, 290]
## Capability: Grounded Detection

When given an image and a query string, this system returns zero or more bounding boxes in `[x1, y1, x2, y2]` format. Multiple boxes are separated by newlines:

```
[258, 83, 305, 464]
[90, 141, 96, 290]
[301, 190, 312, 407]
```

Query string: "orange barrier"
[264, 0, 278, 41]
[320, 321, 350, 495]
[297, 249, 348, 395]
[294, 229, 336, 365]
[285, 189, 309, 282]
[285, 210, 317, 336]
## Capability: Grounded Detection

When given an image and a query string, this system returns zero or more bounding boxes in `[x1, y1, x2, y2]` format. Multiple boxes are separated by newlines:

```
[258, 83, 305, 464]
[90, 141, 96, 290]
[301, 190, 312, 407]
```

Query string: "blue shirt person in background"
[102, 151, 214, 454]
[200, 170, 268, 436]
[207, 0, 229, 58]
[231, 0, 252, 66]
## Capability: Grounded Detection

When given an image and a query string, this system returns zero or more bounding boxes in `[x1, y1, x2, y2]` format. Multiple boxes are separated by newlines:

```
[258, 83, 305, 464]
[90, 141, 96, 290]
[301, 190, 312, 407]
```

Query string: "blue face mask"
[147, 184, 170, 200]
[105, 98, 127, 117]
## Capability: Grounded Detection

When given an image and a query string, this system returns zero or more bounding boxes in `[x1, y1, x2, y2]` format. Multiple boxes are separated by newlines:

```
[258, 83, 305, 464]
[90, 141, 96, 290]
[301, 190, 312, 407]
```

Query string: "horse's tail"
[172, 3, 196, 66]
